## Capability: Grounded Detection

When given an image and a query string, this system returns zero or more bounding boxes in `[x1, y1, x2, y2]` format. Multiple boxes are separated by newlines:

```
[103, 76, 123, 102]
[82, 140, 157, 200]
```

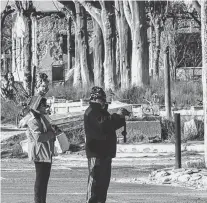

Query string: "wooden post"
[175, 113, 181, 168]
[164, 46, 172, 119]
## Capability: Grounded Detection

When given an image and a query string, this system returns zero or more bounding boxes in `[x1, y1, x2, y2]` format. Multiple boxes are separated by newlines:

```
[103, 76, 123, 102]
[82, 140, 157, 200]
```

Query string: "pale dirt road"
[1, 155, 207, 203]
[1, 124, 207, 203]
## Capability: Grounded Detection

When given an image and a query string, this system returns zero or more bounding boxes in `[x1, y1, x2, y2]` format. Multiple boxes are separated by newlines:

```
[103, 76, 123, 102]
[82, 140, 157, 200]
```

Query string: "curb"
[117, 143, 204, 153]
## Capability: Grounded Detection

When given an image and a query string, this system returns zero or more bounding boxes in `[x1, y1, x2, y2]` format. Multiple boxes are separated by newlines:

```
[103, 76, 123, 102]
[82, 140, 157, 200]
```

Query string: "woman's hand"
[51, 125, 62, 135]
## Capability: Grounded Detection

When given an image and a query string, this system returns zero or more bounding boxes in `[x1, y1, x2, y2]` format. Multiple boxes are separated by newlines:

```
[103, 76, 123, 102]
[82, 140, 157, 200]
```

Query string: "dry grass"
[115, 79, 203, 107]
[184, 158, 206, 169]
[1, 133, 27, 158]
[46, 85, 92, 101]
[1, 100, 21, 124]
[46, 79, 202, 107]
[161, 118, 204, 143]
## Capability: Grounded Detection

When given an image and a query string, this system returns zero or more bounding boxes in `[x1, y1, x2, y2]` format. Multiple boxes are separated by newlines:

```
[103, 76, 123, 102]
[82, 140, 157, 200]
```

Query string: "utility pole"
[164, 46, 172, 119]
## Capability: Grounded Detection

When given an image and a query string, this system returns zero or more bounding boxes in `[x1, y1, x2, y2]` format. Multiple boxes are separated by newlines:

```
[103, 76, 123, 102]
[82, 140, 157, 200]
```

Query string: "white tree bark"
[201, 0, 207, 166]
[92, 17, 104, 87]
[123, 1, 149, 87]
[80, 1, 116, 90]
[101, 2, 116, 90]
[115, 1, 130, 89]
[75, 2, 91, 87]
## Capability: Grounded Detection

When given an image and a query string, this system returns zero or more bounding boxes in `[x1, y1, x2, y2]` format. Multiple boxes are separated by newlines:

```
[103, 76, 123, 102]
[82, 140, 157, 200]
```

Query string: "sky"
[1, 0, 64, 13]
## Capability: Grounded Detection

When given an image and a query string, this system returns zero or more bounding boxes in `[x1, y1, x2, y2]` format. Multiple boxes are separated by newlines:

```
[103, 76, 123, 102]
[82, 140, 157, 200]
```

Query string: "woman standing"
[26, 95, 58, 203]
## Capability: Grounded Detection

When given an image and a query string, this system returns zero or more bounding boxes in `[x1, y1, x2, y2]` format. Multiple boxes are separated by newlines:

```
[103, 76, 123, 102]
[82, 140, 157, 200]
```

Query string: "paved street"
[1, 157, 207, 203]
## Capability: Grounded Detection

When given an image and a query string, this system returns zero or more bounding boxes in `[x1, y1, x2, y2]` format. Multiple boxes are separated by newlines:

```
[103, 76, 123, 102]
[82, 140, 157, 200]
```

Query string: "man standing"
[84, 86, 130, 203]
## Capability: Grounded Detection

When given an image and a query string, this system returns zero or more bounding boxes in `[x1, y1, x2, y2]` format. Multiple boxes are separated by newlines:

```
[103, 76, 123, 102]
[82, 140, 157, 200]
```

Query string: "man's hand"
[116, 108, 131, 117]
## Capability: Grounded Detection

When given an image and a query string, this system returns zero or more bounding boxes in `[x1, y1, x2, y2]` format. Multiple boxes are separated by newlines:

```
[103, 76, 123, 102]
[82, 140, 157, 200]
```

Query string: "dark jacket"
[84, 102, 125, 158]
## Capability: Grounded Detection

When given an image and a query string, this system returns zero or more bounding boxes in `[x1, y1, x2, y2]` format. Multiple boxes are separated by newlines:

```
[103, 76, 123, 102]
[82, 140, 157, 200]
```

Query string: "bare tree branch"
[99, 0, 104, 9]
[58, 1, 76, 24]
[123, 0, 132, 30]
[79, 1, 102, 29]
[191, 0, 201, 14]
[15, 1, 23, 12]
[188, 11, 201, 26]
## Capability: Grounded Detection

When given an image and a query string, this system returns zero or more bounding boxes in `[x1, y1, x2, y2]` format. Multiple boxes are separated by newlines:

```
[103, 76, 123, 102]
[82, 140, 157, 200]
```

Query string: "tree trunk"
[201, 0, 207, 167]
[24, 15, 32, 96]
[130, 1, 149, 87]
[92, 17, 104, 87]
[115, 29, 120, 88]
[115, 1, 130, 89]
[153, 17, 161, 79]
[124, 1, 149, 87]
[67, 17, 72, 71]
[75, 2, 92, 88]
[101, 2, 116, 90]
[149, 22, 154, 77]
[73, 23, 81, 87]
[79, 1, 116, 90]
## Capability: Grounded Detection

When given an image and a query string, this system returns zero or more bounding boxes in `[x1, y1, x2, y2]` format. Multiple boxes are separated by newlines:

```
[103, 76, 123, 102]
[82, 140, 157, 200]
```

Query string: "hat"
[90, 86, 106, 102]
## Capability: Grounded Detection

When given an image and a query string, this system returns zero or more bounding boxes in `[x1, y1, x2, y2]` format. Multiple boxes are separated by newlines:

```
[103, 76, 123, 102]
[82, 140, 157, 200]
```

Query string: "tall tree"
[92, 16, 104, 87]
[115, 1, 131, 89]
[147, 0, 167, 79]
[60, 1, 92, 88]
[15, 1, 35, 96]
[123, 1, 149, 87]
[80, 1, 116, 90]
[184, 0, 206, 166]
[75, 1, 92, 87]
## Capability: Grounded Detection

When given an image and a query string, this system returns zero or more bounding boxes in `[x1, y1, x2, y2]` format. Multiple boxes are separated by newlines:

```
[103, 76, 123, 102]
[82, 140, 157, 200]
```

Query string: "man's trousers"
[34, 162, 51, 203]
[86, 157, 112, 203]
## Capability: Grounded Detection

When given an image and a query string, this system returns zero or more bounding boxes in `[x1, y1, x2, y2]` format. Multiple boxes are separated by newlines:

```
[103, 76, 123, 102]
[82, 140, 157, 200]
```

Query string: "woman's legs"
[34, 162, 51, 203]
[41, 163, 51, 203]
